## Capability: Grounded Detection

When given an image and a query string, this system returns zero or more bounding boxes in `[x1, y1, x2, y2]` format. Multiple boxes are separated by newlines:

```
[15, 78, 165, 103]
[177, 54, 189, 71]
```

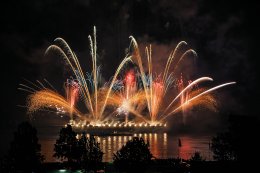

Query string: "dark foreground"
[42, 160, 250, 173]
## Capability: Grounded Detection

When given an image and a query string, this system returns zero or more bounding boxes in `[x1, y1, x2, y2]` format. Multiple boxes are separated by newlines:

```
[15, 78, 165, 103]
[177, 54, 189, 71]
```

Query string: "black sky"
[0, 0, 259, 156]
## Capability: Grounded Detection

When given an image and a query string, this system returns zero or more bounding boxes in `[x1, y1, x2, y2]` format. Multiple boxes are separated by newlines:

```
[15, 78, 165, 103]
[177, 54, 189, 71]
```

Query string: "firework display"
[19, 27, 235, 128]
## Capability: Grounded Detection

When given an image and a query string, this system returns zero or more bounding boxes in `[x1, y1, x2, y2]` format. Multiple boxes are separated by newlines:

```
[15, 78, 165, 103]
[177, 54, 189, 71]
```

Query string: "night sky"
[0, 0, 259, 156]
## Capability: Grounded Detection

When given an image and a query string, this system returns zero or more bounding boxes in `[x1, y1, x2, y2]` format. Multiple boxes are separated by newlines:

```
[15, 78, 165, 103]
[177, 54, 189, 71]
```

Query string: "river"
[40, 133, 213, 162]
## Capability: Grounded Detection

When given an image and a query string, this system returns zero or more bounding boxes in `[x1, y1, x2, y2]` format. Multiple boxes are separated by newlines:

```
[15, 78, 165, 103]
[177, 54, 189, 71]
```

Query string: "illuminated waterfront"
[40, 133, 213, 162]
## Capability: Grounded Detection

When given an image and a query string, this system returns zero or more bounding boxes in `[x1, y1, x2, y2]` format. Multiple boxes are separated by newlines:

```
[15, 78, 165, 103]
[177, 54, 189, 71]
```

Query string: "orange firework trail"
[44, 27, 132, 124]
[65, 79, 79, 118]
[19, 27, 236, 126]
[19, 27, 132, 125]
[27, 89, 85, 120]
[129, 36, 236, 125]
[104, 70, 148, 123]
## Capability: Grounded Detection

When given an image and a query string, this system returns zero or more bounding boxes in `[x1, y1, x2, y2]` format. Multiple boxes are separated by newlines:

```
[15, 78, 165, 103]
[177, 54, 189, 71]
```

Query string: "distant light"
[59, 169, 67, 172]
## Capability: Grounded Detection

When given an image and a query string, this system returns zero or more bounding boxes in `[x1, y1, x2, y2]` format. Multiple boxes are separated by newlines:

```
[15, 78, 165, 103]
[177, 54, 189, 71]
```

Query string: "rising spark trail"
[19, 27, 236, 127]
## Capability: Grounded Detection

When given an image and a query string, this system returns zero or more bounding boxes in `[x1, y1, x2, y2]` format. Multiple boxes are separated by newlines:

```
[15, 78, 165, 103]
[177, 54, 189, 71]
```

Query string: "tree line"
[1, 114, 259, 172]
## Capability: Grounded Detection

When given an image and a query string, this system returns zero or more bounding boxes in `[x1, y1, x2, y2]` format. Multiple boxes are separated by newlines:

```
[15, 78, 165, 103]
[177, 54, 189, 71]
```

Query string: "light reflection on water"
[40, 133, 213, 162]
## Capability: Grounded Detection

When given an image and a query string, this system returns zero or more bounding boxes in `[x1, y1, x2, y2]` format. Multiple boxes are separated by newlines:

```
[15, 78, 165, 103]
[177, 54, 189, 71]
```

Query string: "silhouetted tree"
[54, 125, 103, 171]
[1, 122, 44, 173]
[189, 152, 205, 162]
[211, 115, 260, 162]
[211, 132, 235, 161]
[80, 135, 103, 171]
[113, 137, 152, 172]
[54, 124, 79, 167]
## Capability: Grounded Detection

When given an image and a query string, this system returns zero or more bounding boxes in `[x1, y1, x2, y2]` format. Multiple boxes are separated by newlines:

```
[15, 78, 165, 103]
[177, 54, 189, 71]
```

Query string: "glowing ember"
[19, 27, 236, 128]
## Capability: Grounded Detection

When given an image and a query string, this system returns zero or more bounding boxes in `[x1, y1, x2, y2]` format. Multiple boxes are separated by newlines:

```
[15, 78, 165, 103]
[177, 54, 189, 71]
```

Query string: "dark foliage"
[80, 134, 103, 171]
[0, 121, 44, 173]
[53, 124, 78, 163]
[54, 124, 103, 171]
[189, 152, 205, 162]
[211, 115, 260, 163]
[211, 132, 235, 160]
[113, 137, 152, 172]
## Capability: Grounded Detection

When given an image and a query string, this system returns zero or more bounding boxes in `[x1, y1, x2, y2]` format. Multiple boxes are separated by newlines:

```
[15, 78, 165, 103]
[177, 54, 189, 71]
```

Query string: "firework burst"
[129, 36, 235, 125]
[19, 27, 236, 127]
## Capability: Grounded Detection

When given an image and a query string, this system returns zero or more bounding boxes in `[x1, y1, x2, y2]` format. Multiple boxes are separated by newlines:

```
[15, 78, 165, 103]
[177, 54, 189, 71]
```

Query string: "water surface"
[40, 133, 213, 162]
